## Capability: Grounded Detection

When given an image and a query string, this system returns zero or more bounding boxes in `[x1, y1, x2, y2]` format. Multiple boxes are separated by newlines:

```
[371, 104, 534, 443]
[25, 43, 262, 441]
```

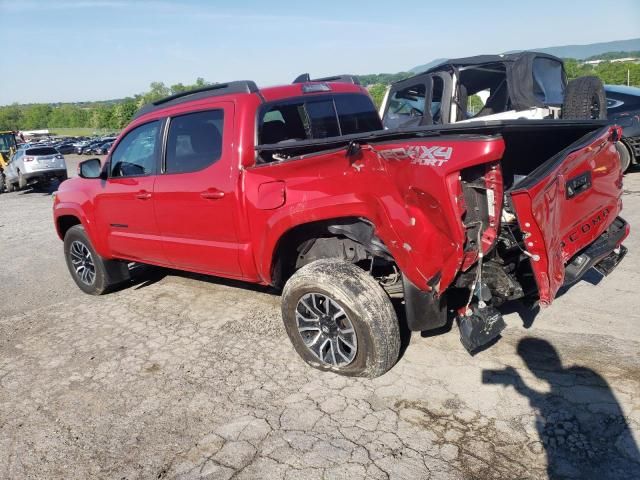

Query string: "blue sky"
[1, 0, 639, 105]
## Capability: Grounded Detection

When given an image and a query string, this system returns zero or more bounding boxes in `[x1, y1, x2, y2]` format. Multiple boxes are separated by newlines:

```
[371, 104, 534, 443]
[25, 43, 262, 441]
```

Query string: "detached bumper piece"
[563, 217, 629, 286]
[457, 304, 506, 353]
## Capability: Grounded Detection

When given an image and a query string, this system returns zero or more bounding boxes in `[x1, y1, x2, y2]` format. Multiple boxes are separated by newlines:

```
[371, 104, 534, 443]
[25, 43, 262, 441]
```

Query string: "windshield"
[0, 133, 17, 152]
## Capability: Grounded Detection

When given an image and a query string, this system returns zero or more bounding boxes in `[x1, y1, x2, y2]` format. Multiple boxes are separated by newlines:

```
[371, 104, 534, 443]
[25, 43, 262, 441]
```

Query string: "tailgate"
[508, 126, 625, 305]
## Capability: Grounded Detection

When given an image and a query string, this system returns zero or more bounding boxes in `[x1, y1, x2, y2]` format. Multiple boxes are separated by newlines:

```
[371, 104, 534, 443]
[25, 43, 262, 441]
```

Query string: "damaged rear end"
[373, 120, 629, 352]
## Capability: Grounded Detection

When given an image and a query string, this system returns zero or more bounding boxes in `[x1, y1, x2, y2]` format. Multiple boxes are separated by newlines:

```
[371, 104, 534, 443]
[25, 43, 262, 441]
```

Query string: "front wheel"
[281, 259, 400, 378]
[63, 225, 130, 295]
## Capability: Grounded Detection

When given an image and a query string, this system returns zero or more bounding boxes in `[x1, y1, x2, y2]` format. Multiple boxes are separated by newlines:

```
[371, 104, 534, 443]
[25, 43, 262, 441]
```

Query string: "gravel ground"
[0, 155, 639, 479]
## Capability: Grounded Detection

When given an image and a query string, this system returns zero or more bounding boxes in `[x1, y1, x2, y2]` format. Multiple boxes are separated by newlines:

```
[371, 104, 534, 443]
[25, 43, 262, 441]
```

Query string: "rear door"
[509, 126, 623, 304]
[153, 103, 243, 277]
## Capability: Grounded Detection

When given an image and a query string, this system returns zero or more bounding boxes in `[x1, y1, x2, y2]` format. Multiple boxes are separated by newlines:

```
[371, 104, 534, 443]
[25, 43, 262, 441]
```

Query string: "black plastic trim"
[402, 275, 447, 331]
[563, 217, 629, 286]
[293, 74, 360, 85]
[133, 81, 259, 120]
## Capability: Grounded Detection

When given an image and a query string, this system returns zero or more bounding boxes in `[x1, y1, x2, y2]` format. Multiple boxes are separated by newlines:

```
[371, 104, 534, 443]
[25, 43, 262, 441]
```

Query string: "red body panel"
[53, 83, 627, 305]
[509, 126, 626, 304]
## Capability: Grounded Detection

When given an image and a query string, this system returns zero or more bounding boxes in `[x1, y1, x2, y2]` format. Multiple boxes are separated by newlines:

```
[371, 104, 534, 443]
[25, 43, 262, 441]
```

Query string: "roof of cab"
[132, 79, 367, 121]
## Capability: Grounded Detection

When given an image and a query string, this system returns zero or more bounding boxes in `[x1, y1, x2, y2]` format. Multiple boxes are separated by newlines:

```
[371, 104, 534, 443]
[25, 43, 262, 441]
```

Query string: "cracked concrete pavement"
[0, 156, 639, 479]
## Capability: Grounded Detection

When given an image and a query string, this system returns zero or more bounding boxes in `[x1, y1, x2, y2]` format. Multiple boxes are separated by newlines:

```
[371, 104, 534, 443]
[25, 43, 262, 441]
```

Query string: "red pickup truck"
[53, 76, 628, 377]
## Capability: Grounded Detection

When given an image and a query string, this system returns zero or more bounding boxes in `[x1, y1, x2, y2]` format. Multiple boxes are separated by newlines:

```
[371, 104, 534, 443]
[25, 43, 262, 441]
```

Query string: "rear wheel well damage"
[271, 217, 396, 287]
[57, 215, 81, 239]
[271, 217, 446, 332]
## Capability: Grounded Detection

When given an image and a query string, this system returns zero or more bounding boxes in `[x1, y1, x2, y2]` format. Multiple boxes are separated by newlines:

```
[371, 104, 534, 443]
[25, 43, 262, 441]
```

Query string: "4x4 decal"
[377, 145, 453, 166]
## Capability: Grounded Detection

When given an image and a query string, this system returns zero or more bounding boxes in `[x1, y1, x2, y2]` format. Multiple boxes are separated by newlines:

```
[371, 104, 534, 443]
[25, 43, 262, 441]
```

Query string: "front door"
[94, 119, 166, 263]
[153, 104, 242, 277]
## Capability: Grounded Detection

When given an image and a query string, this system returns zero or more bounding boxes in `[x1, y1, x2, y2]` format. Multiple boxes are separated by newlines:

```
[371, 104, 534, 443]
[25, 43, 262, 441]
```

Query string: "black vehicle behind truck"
[605, 84, 640, 172]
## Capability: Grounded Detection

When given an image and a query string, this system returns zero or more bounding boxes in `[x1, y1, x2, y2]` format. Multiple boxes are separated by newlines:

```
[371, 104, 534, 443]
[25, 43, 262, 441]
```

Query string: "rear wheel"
[6, 179, 14, 193]
[616, 142, 632, 173]
[281, 259, 400, 378]
[64, 225, 130, 295]
[18, 171, 27, 190]
[562, 76, 607, 120]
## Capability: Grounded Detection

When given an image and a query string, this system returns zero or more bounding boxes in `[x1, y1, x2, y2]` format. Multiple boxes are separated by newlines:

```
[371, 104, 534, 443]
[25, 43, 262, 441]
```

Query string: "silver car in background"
[5, 146, 68, 191]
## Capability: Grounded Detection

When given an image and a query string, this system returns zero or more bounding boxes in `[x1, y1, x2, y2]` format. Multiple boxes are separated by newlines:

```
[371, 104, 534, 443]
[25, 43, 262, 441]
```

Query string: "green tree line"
[0, 78, 209, 131]
[1, 57, 639, 130]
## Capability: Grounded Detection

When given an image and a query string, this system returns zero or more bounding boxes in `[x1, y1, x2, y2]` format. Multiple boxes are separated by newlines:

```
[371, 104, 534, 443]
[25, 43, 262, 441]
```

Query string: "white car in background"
[5, 146, 68, 191]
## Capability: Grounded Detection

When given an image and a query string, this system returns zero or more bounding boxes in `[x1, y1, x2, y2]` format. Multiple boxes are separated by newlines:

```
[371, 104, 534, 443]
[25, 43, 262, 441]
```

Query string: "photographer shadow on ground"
[483, 337, 640, 479]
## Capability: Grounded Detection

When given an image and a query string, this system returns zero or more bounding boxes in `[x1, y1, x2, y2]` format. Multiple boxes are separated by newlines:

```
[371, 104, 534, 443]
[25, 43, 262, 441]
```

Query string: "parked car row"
[75, 138, 116, 155]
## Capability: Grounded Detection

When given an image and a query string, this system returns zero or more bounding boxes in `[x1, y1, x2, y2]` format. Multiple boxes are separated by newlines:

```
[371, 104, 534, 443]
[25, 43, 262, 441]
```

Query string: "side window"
[385, 83, 426, 128]
[431, 76, 444, 124]
[165, 110, 224, 174]
[532, 58, 565, 105]
[110, 121, 160, 177]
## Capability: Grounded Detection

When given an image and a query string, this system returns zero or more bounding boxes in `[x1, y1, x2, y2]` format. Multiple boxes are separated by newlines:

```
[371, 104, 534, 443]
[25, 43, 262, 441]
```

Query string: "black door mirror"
[78, 158, 104, 179]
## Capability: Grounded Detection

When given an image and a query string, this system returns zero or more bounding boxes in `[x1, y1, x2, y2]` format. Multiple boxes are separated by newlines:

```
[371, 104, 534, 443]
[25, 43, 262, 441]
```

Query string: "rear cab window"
[257, 93, 382, 163]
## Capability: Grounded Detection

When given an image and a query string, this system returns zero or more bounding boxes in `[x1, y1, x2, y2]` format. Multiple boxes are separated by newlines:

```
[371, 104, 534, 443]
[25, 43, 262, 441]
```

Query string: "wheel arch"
[269, 216, 394, 288]
[53, 203, 107, 256]
[56, 214, 82, 240]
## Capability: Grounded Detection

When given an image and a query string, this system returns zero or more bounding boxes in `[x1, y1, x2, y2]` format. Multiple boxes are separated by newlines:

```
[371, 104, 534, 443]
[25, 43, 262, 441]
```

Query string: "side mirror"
[78, 158, 104, 179]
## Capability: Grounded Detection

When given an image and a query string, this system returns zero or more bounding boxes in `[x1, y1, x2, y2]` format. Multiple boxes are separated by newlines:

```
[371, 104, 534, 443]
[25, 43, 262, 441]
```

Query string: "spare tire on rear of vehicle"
[562, 76, 607, 120]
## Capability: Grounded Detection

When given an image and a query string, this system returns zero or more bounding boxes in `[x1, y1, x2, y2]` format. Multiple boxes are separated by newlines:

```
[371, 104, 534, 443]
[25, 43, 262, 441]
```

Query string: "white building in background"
[583, 57, 640, 65]
[20, 129, 50, 138]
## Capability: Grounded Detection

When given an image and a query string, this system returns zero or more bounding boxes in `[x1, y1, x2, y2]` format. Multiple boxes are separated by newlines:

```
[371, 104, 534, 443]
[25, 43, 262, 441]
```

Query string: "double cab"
[53, 76, 628, 377]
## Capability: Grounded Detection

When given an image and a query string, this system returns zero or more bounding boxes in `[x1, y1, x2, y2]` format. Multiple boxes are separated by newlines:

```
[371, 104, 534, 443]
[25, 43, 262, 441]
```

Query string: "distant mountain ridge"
[410, 37, 640, 73]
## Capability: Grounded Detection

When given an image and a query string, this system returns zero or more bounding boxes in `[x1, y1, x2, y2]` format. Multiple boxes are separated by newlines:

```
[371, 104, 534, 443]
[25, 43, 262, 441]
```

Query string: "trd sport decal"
[377, 146, 453, 166]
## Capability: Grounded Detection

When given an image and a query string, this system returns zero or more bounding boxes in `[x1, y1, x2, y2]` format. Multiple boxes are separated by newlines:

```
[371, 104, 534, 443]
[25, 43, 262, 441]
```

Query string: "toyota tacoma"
[53, 75, 629, 377]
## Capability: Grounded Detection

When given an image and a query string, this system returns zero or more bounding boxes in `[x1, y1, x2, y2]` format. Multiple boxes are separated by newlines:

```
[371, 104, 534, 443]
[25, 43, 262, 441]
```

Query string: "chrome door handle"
[135, 190, 152, 200]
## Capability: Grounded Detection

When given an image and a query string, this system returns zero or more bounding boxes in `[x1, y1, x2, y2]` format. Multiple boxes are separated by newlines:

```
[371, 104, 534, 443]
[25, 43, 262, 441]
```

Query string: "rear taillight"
[24, 156, 34, 162]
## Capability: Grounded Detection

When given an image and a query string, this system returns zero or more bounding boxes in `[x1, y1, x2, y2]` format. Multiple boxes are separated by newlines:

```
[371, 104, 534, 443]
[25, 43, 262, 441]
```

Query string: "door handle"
[135, 190, 152, 200]
[200, 188, 225, 200]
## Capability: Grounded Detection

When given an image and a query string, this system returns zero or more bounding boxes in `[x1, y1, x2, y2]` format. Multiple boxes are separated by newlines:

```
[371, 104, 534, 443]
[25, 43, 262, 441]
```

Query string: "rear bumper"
[22, 169, 68, 184]
[563, 216, 629, 286]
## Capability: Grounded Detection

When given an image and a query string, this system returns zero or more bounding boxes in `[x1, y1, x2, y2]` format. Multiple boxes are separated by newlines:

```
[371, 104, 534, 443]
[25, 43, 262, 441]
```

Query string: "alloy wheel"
[70, 240, 96, 285]
[295, 292, 357, 367]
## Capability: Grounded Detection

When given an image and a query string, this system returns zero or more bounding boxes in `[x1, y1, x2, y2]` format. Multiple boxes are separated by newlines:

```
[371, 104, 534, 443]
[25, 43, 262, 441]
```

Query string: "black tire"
[616, 142, 632, 173]
[562, 76, 607, 120]
[281, 258, 400, 378]
[0, 175, 4, 194]
[63, 225, 130, 295]
[18, 171, 27, 190]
